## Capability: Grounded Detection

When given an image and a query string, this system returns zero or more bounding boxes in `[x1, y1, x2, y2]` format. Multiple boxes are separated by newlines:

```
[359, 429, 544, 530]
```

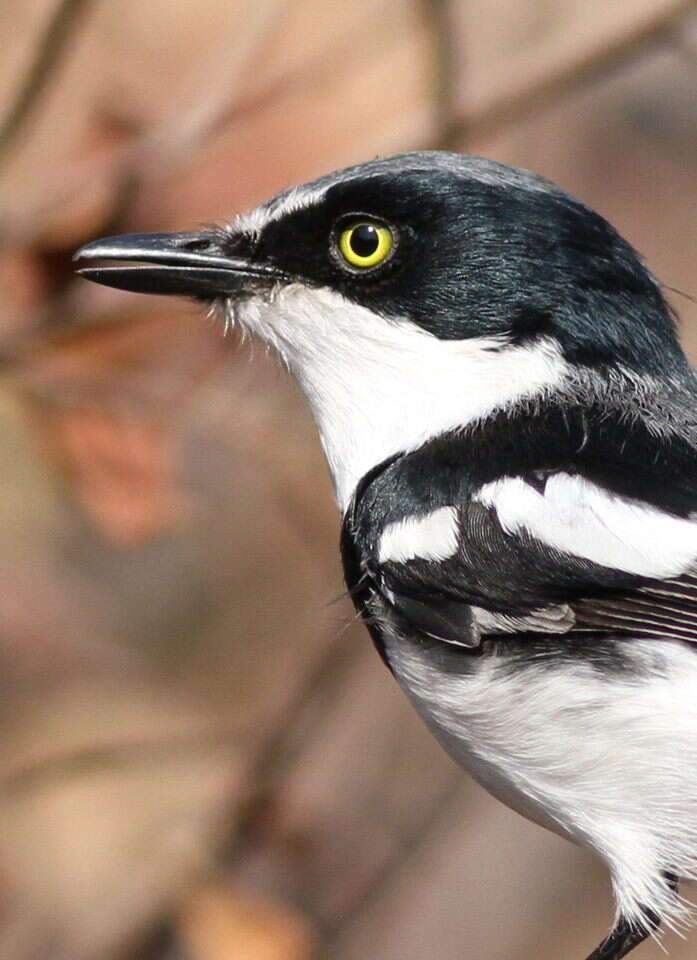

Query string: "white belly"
[382, 630, 697, 930]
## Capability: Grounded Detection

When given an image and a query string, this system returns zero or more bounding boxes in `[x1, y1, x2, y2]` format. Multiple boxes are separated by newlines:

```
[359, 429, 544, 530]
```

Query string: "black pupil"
[350, 224, 380, 257]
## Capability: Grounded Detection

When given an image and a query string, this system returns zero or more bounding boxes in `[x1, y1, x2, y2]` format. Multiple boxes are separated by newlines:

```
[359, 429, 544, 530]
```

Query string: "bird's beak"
[73, 231, 285, 298]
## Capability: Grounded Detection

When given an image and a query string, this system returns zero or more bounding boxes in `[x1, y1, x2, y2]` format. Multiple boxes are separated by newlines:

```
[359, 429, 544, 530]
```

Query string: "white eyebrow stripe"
[476, 473, 697, 579]
[233, 184, 329, 236]
[379, 507, 460, 564]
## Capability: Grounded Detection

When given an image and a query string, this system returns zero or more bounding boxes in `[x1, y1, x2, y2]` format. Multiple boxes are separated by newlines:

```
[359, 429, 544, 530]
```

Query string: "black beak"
[73, 231, 284, 298]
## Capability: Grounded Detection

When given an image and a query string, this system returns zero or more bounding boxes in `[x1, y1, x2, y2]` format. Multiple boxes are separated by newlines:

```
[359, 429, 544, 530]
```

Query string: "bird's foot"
[584, 873, 678, 960]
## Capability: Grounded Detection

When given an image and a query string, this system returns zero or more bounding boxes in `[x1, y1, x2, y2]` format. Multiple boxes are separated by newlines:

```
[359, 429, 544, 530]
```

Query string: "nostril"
[177, 235, 217, 252]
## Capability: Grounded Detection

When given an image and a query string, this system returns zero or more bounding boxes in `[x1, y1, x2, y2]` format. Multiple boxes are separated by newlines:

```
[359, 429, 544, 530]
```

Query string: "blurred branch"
[1, 0, 285, 247]
[129, 0, 285, 177]
[94, 623, 367, 959]
[0, 0, 407, 247]
[423, 0, 463, 149]
[225, 621, 361, 861]
[444, 0, 697, 146]
[324, 772, 465, 948]
[669, 9, 697, 67]
[0, 0, 95, 168]
[0, 726, 242, 797]
[6, 0, 693, 253]
[0, 0, 286, 375]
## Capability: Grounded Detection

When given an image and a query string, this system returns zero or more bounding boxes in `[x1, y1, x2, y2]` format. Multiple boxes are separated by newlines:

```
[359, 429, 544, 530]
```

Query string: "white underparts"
[477, 473, 697, 578]
[384, 629, 697, 936]
[231, 285, 570, 511]
[379, 507, 459, 564]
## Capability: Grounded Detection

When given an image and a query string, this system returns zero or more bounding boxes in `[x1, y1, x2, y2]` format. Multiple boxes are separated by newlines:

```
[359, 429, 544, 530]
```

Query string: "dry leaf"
[16, 309, 230, 545]
[38, 403, 189, 546]
[179, 881, 317, 960]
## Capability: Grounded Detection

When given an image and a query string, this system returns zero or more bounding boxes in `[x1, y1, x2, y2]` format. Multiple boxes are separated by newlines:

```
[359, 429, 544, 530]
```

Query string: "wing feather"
[345, 400, 697, 654]
[376, 473, 697, 647]
[573, 581, 697, 643]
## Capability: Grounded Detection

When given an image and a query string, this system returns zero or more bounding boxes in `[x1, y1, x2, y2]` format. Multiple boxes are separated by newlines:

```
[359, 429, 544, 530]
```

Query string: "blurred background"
[1, 1, 697, 958]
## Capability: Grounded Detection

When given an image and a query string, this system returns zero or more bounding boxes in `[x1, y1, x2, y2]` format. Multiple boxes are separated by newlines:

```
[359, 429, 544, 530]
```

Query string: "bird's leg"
[584, 916, 652, 960]
[584, 874, 678, 960]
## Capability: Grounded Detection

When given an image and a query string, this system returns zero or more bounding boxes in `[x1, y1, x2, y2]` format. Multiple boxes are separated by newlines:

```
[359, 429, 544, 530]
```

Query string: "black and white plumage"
[75, 151, 697, 959]
[346, 394, 697, 650]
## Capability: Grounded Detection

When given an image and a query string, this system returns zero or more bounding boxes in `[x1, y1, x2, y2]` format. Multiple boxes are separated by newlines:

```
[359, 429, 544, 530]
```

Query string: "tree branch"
[444, 0, 696, 147]
[0, 0, 96, 167]
[423, 0, 463, 149]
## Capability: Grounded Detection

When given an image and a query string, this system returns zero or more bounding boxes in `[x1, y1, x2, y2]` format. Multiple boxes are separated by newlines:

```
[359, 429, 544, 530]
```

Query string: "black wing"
[344, 394, 697, 651]
[375, 493, 697, 647]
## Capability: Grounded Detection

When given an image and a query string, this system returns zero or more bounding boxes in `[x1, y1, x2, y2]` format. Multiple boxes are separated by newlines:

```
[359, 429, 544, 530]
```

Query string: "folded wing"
[375, 471, 697, 647]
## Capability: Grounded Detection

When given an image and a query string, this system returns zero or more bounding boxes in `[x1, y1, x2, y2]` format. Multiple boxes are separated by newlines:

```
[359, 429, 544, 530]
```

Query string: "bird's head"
[75, 151, 688, 509]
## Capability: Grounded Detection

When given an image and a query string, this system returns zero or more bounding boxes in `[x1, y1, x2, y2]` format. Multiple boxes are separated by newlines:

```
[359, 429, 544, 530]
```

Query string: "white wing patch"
[379, 507, 459, 564]
[477, 473, 697, 579]
[471, 603, 575, 635]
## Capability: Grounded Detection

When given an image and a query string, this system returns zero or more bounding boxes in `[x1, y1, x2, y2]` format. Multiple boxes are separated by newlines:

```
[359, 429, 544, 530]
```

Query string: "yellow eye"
[338, 221, 394, 269]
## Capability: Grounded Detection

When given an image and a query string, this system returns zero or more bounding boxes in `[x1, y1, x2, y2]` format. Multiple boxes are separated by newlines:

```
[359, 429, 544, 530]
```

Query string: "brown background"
[1, 2, 697, 958]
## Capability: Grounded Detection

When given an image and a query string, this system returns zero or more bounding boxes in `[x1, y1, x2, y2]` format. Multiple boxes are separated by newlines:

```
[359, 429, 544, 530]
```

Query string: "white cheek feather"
[477, 474, 697, 579]
[231, 285, 570, 511]
[378, 507, 459, 564]
[384, 630, 697, 936]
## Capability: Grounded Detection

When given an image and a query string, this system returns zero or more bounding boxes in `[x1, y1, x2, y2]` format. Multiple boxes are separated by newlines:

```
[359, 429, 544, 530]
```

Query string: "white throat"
[231, 285, 569, 512]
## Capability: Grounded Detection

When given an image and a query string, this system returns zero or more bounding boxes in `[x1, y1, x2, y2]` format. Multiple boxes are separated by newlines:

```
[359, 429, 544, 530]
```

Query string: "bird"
[74, 151, 697, 960]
